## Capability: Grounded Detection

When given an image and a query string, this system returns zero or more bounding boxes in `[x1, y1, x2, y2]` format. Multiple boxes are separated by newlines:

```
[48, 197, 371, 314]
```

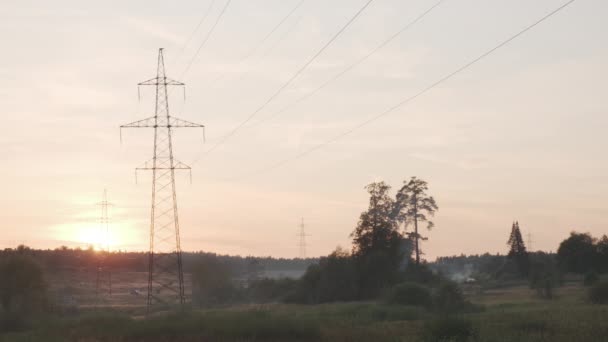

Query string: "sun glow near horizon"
[53, 220, 144, 252]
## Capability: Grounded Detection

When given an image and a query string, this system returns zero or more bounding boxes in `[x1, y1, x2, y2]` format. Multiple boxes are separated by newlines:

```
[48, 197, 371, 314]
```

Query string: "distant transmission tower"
[527, 231, 533, 252]
[121, 48, 205, 311]
[298, 218, 310, 259]
[95, 189, 112, 302]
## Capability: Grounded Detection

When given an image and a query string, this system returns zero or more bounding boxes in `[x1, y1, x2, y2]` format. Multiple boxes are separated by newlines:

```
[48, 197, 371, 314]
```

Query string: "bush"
[584, 271, 600, 286]
[247, 278, 298, 303]
[386, 282, 432, 307]
[0, 254, 48, 313]
[433, 281, 466, 313]
[423, 316, 476, 342]
[589, 281, 608, 304]
[403, 263, 441, 285]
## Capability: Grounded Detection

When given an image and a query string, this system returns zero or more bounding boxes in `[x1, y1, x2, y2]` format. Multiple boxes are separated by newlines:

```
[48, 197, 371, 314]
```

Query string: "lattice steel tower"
[298, 217, 309, 259]
[95, 189, 112, 302]
[121, 48, 204, 310]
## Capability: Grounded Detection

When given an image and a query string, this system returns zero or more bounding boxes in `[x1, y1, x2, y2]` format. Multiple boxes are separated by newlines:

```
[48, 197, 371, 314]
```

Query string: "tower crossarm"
[138, 77, 185, 87]
[121, 116, 156, 128]
[134, 159, 193, 184]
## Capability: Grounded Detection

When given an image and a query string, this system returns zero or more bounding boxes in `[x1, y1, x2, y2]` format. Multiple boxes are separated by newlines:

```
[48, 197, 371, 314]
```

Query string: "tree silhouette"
[557, 232, 597, 273]
[394, 177, 438, 265]
[351, 181, 404, 296]
[507, 221, 529, 276]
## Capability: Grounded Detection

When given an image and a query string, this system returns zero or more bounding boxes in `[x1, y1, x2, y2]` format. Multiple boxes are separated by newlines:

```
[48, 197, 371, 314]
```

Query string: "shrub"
[0, 254, 48, 313]
[403, 263, 441, 285]
[589, 281, 608, 304]
[584, 271, 600, 286]
[433, 281, 466, 313]
[386, 282, 432, 307]
[423, 316, 476, 342]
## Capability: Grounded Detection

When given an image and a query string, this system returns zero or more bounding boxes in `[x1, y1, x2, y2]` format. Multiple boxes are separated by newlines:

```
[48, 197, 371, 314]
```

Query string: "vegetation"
[507, 221, 529, 276]
[588, 281, 608, 305]
[394, 177, 438, 265]
[557, 232, 608, 274]
[386, 282, 432, 307]
[2, 178, 607, 341]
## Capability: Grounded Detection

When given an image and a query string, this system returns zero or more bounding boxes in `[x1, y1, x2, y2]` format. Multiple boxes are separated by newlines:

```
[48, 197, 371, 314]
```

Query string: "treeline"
[190, 178, 451, 307]
[0, 245, 316, 276]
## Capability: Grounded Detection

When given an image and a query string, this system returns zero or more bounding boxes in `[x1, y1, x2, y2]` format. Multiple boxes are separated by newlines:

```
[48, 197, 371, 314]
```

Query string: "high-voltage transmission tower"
[95, 189, 112, 302]
[121, 48, 205, 311]
[298, 218, 310, 259]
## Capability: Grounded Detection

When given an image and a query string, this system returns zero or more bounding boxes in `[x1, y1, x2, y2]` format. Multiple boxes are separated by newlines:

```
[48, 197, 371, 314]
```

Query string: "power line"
[248, 0, 445, 129]
[180, 0, 233, 79]
[231, 0, 577, 180]
[210, 0, 307, 86]
[173, 0, 217, 69]
[194, 0, 376, 161]
[260, 11, 304, 59]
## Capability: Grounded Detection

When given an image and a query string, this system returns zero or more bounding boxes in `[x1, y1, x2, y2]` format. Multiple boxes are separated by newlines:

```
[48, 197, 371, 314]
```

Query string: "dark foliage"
[583, 271, 599, 287]
[386, 282, 432, 307]
[528, 252, 561, 299]
[351, 182, 405, 297]
[394, 177, 438, 265]
[0, 253, 48, 314]
[507, 221, 529, 276]
[557, 232, 597, 274]
[433, 281, 467, 313]
[588, 281, 608, 305]
[246, 278, 298, 303]
[403, 263, 442, 285]
[288, 248, 359, 304]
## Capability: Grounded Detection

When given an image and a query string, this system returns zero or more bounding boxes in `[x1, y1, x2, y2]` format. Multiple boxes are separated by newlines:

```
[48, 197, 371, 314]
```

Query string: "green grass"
[2, 285, 608, 341]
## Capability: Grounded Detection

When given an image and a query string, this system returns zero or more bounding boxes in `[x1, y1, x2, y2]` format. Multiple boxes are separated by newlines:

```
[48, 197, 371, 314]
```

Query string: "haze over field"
[1, 0, 606, 258]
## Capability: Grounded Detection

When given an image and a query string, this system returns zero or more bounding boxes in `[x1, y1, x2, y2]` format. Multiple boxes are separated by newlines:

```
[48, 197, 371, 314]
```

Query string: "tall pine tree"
[394, 177, 438, 265]
[351, 181, 404, 296]
[507, 221, 529, 276]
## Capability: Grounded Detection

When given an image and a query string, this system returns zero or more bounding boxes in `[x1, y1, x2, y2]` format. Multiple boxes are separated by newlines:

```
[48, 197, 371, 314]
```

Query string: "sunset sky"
[1, 0, 606, 259]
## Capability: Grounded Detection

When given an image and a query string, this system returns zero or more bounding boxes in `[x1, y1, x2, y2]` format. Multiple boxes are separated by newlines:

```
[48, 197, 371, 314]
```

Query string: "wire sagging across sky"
[172, 0, 217, 69]
[210, 0, 307, 86]
[230, 0, 578, 181]
[193, 0, 376, 162]
[180, 0, 233, 79]
[248, 0, 446, 129]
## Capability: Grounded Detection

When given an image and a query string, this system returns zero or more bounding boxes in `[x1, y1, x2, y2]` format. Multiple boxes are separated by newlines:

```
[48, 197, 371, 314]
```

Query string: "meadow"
[2, 277, 607, 342]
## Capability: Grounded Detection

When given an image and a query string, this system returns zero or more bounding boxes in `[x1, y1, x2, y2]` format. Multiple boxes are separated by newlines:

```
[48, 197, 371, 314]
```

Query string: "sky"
[1, 0, 606, 259]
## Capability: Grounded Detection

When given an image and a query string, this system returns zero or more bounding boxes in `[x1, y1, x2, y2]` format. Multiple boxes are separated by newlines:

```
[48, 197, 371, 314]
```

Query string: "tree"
[0, 254, 48, 313]
[557, 232, 597, 274]
[351, 181, 404, 296]
[507, 221, 529, 276]
[596, 235, 608, 273]
[289, 248, 359, 303]
[394, 177, 438, 265]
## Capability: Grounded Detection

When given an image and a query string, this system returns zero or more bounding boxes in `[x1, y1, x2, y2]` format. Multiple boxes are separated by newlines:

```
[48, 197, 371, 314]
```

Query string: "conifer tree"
[507, 221, 529, 276]
[394, 177, 438, 265]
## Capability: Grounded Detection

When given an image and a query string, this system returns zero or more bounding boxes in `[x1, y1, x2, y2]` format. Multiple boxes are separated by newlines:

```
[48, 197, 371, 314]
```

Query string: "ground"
[2, 272, 608, 341]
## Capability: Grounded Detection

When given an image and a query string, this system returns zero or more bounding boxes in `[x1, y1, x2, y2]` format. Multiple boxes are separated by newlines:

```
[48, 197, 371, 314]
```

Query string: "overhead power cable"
[194, 0, 376, 161]
[180, 0, 233, 79]
[249, 0, 446, 129]
[210, 0, 307, 86]
[231, 0, 577, 180]
[173, 0, 217, 69]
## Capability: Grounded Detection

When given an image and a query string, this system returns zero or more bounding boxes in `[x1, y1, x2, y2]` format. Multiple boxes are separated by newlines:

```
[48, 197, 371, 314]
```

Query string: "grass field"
[2, 277, 608, 341]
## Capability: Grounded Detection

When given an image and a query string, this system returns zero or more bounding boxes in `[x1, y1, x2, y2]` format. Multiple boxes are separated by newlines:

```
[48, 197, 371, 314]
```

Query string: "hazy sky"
[1, 0, 606, 259]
